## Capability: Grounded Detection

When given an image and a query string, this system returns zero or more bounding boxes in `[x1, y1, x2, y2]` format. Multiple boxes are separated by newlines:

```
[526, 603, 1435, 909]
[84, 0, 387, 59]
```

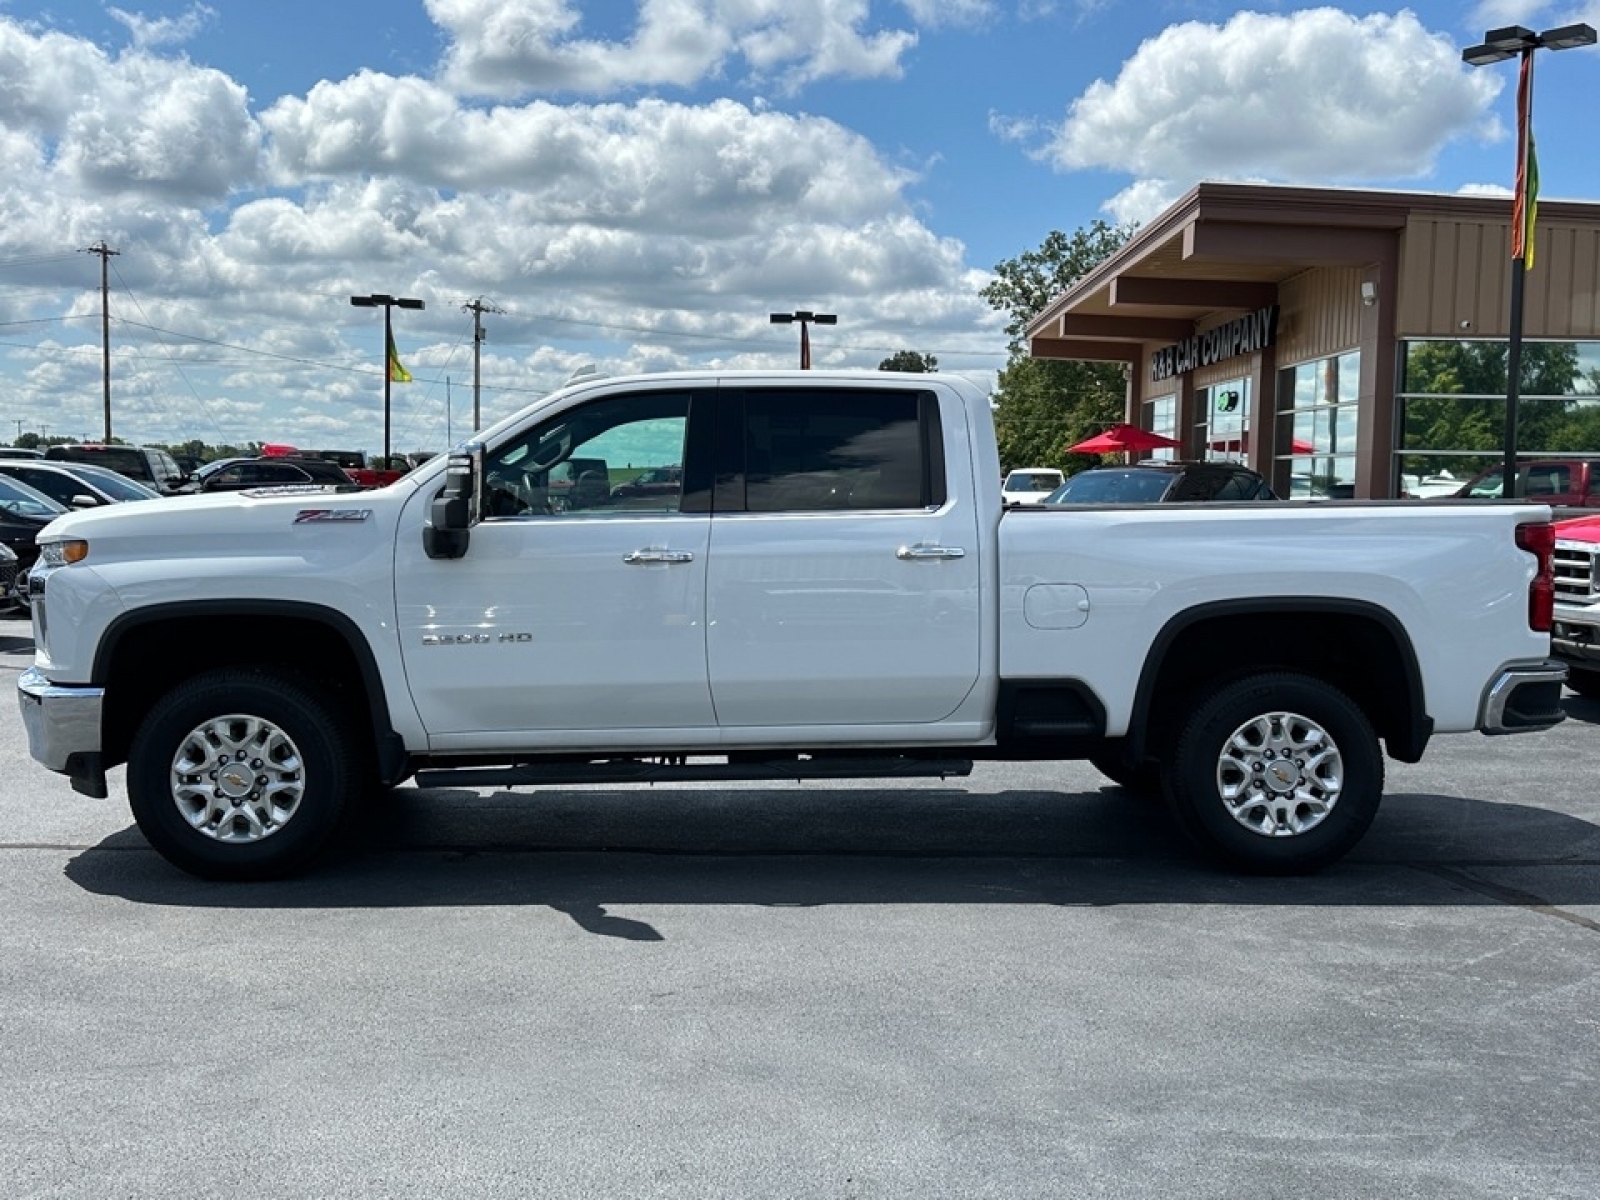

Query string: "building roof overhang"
[1024, 181, 1598, 362]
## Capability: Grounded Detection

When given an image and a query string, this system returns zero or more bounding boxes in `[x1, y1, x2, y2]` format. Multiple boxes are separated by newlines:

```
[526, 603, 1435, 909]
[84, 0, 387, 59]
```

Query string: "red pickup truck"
[272, 447, 412, 489]
[1453, 459, 1600, 509]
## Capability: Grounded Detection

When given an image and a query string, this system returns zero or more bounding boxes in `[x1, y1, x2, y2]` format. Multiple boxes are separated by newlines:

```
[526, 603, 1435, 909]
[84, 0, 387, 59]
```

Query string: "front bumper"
[17, 667, 108, 797]
[1477, 659, 1567, 735]
[1551, 615, 1600, 669]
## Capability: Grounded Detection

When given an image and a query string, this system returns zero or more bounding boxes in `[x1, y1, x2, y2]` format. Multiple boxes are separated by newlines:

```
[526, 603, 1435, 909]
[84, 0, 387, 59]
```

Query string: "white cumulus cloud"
[427, 0, 918, 96]
[1039, 8, 1499, 188]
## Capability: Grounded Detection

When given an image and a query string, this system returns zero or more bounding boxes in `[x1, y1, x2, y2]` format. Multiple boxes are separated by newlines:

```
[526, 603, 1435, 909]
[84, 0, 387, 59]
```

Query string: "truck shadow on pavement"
[62, 785, 1600, 941]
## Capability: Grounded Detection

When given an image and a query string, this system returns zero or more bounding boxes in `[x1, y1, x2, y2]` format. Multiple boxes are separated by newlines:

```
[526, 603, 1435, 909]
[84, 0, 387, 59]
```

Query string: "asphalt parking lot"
[1, 613, 1597, 1199]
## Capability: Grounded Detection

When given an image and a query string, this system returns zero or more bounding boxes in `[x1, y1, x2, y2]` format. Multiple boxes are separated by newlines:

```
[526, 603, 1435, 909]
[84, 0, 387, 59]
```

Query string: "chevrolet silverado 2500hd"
[17, 370, 1566, 880]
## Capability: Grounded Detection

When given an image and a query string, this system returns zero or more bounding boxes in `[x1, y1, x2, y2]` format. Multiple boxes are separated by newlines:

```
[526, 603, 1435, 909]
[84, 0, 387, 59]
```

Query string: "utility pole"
[82, 241, 120, 440]
[461, 297, 502, 432]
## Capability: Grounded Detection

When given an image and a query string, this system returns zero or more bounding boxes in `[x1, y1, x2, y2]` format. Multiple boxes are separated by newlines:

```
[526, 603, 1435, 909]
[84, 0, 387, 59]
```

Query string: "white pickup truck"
[17, 369, 1567, 880]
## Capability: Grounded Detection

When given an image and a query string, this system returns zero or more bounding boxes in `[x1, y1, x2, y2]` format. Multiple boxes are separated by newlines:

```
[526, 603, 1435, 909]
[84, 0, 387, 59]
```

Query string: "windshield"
[1048, 469, 1173, 503]
[0, 473, 69, 518]
[61, 465, 160, 501]
[1005, 471, 1062, 493]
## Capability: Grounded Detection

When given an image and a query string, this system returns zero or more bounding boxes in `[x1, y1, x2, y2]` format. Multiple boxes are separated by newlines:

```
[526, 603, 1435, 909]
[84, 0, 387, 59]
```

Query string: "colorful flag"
[1512, 52, 1539, 269]
[387, 330, 412, 383]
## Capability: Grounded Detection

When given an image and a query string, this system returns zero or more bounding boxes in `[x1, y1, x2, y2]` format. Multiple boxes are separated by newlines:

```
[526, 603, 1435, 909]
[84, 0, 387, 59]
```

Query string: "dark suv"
[1043, 460, 1277, 504]
[180, 456, 357, 494]
[45, 444, 185, 492]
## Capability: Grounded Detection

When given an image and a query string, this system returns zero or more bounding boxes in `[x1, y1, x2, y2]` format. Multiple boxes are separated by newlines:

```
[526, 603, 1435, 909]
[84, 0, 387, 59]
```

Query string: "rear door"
[703, 384, 982, 729]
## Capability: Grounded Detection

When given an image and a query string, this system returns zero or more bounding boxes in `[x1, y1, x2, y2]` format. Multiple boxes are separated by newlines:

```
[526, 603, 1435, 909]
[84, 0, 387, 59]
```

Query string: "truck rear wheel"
[1166, 671, 1383, 875]
[127, 669, 357, 881]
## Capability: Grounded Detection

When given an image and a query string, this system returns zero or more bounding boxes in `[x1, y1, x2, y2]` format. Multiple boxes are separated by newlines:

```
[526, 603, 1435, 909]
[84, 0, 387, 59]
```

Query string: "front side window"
[8, 469, 85, 506]
[722, 389, 938, 513]
[482, 391, 693, 518]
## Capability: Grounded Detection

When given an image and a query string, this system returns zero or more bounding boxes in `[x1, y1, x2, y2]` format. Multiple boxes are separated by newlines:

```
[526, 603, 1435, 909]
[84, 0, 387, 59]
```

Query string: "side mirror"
[70, 494, 100, 508]
[423, 442, 482, 560]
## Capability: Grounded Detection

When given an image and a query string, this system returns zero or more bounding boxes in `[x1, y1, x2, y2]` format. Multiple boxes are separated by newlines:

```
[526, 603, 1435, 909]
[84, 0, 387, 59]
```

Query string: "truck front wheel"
[127, 669, 357, 880]
[1166, 672, 1383, 874]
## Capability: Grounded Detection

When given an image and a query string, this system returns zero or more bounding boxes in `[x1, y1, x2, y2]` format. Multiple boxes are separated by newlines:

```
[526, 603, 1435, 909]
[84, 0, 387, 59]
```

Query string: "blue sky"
[0, 0, 1596, 455]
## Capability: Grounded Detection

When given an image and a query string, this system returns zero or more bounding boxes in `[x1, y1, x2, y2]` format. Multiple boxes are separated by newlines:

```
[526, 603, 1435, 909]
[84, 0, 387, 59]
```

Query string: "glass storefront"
[1397, 340, 1600, 495]
[1278, 351, 1360, 499]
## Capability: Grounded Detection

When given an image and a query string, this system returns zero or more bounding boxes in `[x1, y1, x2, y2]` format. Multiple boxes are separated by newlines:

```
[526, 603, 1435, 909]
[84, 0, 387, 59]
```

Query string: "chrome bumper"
[17, 667, 107, 795]
[1551, 616, 1600, 669]
[1478, 659, 1567, 735]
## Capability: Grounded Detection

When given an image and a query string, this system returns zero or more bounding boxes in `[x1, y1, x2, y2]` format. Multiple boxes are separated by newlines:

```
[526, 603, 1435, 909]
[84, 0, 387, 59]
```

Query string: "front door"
[395, 387, 715, 744]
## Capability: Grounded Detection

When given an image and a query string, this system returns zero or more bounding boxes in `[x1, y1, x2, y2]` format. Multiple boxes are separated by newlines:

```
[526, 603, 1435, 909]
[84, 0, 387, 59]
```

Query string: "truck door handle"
[623, 549, 695, 564]
[897, 543, 966, 561]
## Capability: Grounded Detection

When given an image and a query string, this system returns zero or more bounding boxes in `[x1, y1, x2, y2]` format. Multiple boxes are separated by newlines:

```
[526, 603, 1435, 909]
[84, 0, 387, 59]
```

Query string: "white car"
[1001, 468, 1064, 507]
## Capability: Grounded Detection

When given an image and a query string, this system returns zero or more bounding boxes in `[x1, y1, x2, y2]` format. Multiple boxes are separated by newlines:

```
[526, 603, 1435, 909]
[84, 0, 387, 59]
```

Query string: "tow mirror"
[424, 442, 482, 560]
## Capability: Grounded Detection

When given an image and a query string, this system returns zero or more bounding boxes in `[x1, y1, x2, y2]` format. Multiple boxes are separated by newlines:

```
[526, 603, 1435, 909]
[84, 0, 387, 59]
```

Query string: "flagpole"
[1501, 48, 1533, 500]
[350, 292, 425, 469]
[382, 304, 394, 468]
[1462, 22, 1596, 502]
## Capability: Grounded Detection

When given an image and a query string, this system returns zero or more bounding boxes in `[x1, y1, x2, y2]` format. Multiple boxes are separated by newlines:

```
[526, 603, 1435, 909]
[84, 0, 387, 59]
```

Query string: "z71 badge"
[293, 508, 373, 523]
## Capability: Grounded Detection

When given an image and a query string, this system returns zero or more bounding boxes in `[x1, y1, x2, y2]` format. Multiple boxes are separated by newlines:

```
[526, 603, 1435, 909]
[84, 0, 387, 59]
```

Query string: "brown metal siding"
[1275, 267, 1362, 366]
[1397, 215, 1600, 339]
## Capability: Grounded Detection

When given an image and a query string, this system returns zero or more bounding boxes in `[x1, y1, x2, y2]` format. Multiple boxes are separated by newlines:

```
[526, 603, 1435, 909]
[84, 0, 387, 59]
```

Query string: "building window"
[1198, 379, 1250, 460]
[1144, 392, 1177, 460]
[1397, 340, 1600, 496]
[1279, 351, 1360, 499]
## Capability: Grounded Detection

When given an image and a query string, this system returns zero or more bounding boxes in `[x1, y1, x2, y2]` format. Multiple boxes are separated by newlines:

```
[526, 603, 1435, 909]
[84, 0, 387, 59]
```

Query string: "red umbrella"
[1069, 423, 1183, 454]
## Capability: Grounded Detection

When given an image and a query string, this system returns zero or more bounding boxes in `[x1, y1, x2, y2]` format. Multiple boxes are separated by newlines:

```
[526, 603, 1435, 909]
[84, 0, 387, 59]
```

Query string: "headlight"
[38, 539, 89, 567]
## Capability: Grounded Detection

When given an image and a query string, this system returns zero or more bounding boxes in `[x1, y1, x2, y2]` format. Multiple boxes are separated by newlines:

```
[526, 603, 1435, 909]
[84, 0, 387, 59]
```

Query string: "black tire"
[1166, 671, 1383, 875]
[1564, 668, 1600, 699]
[127, 668, 359, 881]
[1088, 751, 1163, 798]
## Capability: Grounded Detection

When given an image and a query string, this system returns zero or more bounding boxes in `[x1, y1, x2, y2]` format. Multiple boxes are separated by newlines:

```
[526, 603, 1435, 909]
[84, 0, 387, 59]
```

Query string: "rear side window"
[48, 446, 149, 480]
[1168, 470, 1234, 501]
[717, 388, 942, 513]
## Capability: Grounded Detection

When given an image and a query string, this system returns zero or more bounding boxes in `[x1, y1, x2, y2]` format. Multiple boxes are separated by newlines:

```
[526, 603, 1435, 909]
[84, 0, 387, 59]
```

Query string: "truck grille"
[1554, 541, 1599, 602]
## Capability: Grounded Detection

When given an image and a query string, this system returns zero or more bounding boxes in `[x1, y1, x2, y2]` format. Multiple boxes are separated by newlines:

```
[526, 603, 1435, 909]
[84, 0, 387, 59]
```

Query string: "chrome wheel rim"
[1215, 709, 1342, 838]
[169, 713, 306, 843]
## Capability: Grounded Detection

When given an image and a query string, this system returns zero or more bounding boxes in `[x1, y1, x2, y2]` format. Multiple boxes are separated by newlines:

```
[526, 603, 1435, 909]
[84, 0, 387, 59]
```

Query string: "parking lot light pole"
[1463, 23, 1597, 499]
[350, 293, 425, 465]
[769, 311, 837, 369]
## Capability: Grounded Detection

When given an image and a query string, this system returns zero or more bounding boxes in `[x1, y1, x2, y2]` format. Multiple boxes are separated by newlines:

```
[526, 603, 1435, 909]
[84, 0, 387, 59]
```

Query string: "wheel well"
[1136, 608, 1425, 763]
[99, 612, 382, 772]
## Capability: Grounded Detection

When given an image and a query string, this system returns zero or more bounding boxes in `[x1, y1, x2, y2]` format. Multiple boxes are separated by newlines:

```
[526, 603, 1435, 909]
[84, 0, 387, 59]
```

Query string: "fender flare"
[93, 598, 409, 783]
[1125, 596, 1432, 764]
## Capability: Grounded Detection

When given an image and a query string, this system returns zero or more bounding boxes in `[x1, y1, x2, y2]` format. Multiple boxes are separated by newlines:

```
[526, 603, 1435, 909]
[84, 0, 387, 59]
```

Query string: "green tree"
[878, 350, 938, 373]
[980, 221, 1135, 472]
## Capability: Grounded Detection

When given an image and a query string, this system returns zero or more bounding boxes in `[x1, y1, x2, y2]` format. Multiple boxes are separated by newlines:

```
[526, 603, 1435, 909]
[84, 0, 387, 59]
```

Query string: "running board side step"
[413, 755, 974, 790]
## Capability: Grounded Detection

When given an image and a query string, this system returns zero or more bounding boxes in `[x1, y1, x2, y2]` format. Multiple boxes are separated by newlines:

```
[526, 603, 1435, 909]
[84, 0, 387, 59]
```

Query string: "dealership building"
[1024, 182, 1600, 498]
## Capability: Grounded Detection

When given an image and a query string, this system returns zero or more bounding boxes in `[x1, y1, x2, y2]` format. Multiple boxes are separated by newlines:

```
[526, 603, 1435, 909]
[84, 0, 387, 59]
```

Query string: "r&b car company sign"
[1150, 305, 1278, 382]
